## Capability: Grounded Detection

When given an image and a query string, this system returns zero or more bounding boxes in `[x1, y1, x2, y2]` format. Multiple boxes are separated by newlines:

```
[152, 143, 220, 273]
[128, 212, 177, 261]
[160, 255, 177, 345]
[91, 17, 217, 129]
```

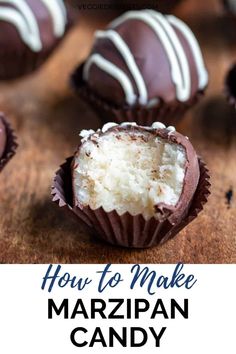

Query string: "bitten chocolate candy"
[81, 9, 208, 108]
[72, 122, 200, 225]
[0, 116, 6, 158]
[52, 121, 210, 248]
[0, 0, 76, 79]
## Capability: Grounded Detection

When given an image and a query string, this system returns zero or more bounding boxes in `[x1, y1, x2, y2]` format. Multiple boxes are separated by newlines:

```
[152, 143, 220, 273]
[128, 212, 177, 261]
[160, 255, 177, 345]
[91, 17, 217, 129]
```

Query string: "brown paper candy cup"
[71, 64, 203, 126]
[52, 157, 211, 248]
[0, 115, 18, 172]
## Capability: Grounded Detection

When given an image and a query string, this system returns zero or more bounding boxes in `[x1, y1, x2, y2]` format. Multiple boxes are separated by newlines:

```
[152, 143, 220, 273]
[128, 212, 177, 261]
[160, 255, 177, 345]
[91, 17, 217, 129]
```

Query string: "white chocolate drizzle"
[84, 9, 208, 105]
[79, 129, 95, 141]
[167, 126, 176, 132]
[152, 122, 166, 129]
[0, 0, 67, 52]
[121, 122, 137, 126]
[41, 0, 67, 37]
[83, 54, 137, 105]
[79, 122, 177, 142]
[95, 30, 148, 105]
[145, 9, 191, 102]
[102, 122, 118, 133]
[167, 15, 208, 90]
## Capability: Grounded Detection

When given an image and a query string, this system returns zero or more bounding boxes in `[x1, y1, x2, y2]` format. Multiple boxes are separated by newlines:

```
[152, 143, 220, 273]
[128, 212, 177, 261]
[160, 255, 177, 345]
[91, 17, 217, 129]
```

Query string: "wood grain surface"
[0, 0, 235, 264]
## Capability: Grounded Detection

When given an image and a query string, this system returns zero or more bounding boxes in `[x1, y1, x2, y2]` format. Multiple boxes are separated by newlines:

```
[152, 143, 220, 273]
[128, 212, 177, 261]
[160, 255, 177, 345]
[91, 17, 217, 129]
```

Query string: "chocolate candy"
[0, 0, 75, 79]
[82, 9, 208, 107]
[72, 122, 200, 225]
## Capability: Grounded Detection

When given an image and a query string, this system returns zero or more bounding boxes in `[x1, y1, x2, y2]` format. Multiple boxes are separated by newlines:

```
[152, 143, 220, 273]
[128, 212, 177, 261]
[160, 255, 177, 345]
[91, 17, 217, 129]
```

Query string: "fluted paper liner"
[52, 157, 211, 248]
[0, 115, 18, 172]
[71, 64, 203, 126]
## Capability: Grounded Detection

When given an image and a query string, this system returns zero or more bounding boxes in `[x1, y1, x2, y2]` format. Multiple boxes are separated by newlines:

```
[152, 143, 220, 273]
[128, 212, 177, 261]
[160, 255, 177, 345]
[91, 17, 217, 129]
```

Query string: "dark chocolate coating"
[85, 12, 203, 108]
[72, 124, 200, 225]
[0, 117, 7, 159]
[0, 0, 76, 80]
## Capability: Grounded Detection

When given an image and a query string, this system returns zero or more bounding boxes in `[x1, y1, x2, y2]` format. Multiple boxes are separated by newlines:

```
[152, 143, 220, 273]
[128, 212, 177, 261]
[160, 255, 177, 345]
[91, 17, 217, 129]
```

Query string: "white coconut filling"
[73, 130, 186, 220]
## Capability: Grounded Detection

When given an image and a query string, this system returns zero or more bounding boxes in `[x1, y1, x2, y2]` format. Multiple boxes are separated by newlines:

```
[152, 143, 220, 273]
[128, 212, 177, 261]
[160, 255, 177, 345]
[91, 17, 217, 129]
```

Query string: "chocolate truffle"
[72, 9, 208, 125]
[52, 121, 210, 248]
[0, 116, 6, 159]
[0, 0, 76, 79]
[72, 122, 200, 224]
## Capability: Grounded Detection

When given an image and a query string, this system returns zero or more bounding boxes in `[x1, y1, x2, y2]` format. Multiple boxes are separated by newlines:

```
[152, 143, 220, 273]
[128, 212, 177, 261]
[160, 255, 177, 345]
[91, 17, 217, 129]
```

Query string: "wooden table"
[0, 0, 235, 263]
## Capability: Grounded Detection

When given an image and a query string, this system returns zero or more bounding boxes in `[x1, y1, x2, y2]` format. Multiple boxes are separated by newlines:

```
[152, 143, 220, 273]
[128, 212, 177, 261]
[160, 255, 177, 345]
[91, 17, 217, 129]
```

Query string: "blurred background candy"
[0, 0, 78, 80]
